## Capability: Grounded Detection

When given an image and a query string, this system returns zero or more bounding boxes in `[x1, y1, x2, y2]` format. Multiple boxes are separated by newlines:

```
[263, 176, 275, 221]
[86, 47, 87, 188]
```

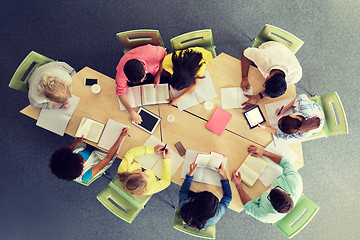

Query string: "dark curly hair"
[264, 72, 287, 98]
[269, 188, 294, 213]
[170, 49, 205, 91]
[180, 191, 219, 230]
[49, 147, 84, 181]
[124, 59, 145, 83]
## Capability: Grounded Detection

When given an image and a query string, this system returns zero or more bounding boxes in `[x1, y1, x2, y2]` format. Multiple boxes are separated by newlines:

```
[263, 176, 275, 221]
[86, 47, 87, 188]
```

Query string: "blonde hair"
[118, 172, 147, 195]
[38, 74, 71, 104]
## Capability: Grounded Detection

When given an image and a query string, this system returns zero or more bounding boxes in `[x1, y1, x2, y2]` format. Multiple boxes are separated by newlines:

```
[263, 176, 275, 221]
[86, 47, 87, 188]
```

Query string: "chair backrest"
[9, 51, 54, 92]
[96, 175, 152, 223]
[170, 29, 216, 58]
[116, 29, 165, 54]
[173, 207, 216, 239]
[275, 194, 319, 239]
[252, 24, 304, 54]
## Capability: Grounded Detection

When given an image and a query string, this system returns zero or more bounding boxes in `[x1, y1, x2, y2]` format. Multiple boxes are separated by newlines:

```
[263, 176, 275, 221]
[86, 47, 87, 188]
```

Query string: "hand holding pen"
[276, 106, 284, 116]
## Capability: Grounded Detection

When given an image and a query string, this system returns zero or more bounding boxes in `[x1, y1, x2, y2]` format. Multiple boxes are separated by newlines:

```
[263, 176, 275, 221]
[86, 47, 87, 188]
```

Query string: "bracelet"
[258, 92, 264, 99]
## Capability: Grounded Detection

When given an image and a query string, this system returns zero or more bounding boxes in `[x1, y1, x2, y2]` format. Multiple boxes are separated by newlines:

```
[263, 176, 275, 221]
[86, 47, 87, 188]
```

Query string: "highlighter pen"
[277, 106, 284, 116]
[161, 144, 167, 151]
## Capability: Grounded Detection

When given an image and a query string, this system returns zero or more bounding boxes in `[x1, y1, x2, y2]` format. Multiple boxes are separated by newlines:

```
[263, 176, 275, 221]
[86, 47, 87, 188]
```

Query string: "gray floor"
[1, 1, 359, 239]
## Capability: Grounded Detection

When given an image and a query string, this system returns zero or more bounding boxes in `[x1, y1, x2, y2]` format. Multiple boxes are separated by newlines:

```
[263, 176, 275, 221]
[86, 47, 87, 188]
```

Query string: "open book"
[75, 117, 105, 143]
[170, 70, 217, 111]
[36, 96, 80, 136]
[195, 152, 223, 170]
[181, 149, 227, 187]
[135, 135, 184, 178]
[221, 87, 253, 109]
[118, 84, 169, 110]
[97, 119, 128, 154]
[264, 98, 294, 128]
[236, 154, 268, 187]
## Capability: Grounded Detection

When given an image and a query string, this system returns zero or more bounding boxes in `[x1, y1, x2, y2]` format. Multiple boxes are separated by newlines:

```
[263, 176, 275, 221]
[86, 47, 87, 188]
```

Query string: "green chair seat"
[116, 29, 165, 54]
[252, 24, 304, 54]
[275, 194, 319, 238]
[170, 29, 217, 58]
[173, 207, 216, 239]
[9, 51, 54, 92]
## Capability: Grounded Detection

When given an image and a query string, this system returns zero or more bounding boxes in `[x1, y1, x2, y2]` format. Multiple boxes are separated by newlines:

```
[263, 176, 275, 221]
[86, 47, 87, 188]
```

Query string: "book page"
[141, 84, 157, 105]
[170, 87, 198, 111]
[97, 119, 128, 154]
[195, 153, 210, 168]
[244, 155, 268, 174]
[85, 119, 105, 143]
[265, 98, 294, 128]
[193, 70, 217, 103]
[155, 84, 169, 104]
[36, 96, 79, 136]
[238, 164, 259, 187]
[221, 87, 253, 109]
[207, 152, 223, 170]
[75, 118, 92, 138]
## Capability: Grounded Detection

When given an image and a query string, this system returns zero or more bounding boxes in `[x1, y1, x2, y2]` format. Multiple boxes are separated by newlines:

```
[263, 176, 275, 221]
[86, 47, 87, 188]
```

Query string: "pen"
[127, 134, 131, 137]
[161, 144, 167, 151]
[59, 104, 65, 109]
[277, 106, 284, 116]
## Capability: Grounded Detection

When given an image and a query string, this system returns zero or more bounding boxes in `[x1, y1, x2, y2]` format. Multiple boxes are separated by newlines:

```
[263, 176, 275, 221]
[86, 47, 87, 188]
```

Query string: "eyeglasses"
[267, 185, 287, 201]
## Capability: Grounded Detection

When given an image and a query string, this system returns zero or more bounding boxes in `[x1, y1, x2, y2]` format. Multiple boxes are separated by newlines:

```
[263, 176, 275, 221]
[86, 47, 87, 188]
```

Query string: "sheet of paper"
[181, 149, 227, 187]
[117, 86, 142, 111]
[97, 119, 128, 154]
[221, 87, 253, 109]
[135, 135, 184, 178]
[36, 96, 80, 136]
[142, 84, 157, 105]
[264, 98, 294, 128]
[171, 70, 217, 111]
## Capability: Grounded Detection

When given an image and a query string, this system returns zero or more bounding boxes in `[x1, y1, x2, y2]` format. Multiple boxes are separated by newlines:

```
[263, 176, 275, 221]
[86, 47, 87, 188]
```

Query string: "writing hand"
[120, 127, 129, 137]
[162, 148, 170, 159]
[241, 78, 250, 91]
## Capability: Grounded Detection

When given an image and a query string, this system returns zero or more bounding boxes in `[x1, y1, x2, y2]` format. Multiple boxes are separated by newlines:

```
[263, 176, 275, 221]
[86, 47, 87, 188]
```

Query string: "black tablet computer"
[242, 105, 266, 129]
[132, 107, 161, 134]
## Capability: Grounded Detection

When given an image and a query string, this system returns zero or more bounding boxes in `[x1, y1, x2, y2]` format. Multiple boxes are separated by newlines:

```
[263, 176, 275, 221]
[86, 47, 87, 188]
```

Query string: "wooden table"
[20, 53, 304, 213]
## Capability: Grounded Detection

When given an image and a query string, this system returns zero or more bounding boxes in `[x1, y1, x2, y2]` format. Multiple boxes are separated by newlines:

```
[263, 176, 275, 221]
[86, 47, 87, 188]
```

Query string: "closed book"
[205, 107, 232, 136]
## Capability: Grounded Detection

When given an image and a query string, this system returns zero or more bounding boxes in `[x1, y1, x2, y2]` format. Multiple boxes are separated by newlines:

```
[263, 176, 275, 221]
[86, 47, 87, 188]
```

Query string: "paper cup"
[91, 84, 101, 94]
[167, 115, 175, 122]
[204, 101, 213, 110]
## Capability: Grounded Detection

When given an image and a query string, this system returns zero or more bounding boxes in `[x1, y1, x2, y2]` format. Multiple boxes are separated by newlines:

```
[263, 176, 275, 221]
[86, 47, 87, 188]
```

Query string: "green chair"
[252, 24, 304, 54]
[9, 51, 54, 92]
[170, 29, 217, 58]
[97, 175, 152, 223]
[116, 29, 165, 54]
[274, 194, 319, 239]
[173, 207, 216, 239]
[303, 92, 348, 141]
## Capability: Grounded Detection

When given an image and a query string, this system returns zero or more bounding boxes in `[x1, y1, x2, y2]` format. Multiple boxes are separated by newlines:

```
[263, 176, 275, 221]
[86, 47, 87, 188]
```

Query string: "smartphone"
[84, 78, 98, 86]
[174, 141, 186, 156]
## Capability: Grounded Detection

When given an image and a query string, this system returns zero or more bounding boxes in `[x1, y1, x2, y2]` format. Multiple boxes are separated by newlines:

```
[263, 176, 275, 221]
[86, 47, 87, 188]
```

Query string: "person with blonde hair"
[118, 145, 171, 195]
[28, 61, 75, 109]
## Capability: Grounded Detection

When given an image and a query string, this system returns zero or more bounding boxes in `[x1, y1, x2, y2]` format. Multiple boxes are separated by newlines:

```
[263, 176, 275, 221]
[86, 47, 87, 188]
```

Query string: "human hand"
[241, 77, 250, 91]
[188, 162, 198, 176]
[167, 96, 180, 106]
[215, 163, 227, 180]
[275, 108, 283, 116]
[247, 145, 265, 157]
[162, 148, 170, 159]
[242, 94, 260, 110]
[63, 102, 71, 109]
[74, 135, 84, 145]
[120, 127, 129, 137]
[130, 111, 142, 124]
[231, 171, 242, 186]
[154, 75, 160, 88]
[154, 144, 164, 153]
[257, 124, 267, 130]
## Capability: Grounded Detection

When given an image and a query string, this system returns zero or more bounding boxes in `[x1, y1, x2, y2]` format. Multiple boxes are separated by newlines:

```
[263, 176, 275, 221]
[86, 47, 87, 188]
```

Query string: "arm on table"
[247, 145, 282, 165]
[231, 171, 251, 205]
[118, 145, 155, 173]
[118, 94, 142, 124]
[168, 78, 202, 106]
[240, 50, 251, 91]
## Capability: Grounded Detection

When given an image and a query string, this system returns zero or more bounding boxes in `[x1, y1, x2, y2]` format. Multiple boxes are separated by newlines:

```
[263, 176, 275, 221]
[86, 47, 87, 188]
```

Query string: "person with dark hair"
[232, 145, 303, 223]
[162, 47, 213, 106]
[49, 128, 129, 182]
[258, 94, 324, 143]
[117, 145, 171, 195]
[240, 41, 302, 110]
[179, 162, 232, 229]
[115, 44, 167, 124]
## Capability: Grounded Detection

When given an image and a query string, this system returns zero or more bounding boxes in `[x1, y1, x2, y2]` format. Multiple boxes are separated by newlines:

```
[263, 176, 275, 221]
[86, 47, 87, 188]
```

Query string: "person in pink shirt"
[115, 44, 167, 123]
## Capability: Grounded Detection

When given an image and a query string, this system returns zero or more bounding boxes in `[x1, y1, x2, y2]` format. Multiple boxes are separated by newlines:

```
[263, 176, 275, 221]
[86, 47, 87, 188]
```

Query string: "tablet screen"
[243, 105, 266, 129]
[132, 107, 161, 134]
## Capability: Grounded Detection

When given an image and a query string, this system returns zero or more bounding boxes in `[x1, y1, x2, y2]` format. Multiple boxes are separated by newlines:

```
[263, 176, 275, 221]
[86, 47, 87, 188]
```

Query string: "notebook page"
[97, 119, 128, 154]
[221, 87, 253, 109]
[264, 98, 294, 128]
[194, 70, 217, 103]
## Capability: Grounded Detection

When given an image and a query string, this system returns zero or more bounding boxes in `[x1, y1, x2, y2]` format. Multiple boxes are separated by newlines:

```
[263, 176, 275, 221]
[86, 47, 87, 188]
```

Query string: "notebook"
[75, 117, 105, 143]
[221, 87, 253, 109]
[236, 154, 269, 187]
[97, 119, 129, 154]
[36, 96, 80, 136]
[205, 107, 232, 135]
[264, 98, 294, 128]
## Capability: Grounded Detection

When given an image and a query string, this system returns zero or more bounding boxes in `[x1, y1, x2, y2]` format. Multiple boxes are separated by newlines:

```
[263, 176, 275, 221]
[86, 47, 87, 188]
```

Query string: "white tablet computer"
[132, 107, 161, 134]
[242, 105, 266, 129]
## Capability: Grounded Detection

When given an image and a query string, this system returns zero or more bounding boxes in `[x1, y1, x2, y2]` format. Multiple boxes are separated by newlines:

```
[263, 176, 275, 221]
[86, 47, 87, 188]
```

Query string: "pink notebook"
[205, 107, 232, 136]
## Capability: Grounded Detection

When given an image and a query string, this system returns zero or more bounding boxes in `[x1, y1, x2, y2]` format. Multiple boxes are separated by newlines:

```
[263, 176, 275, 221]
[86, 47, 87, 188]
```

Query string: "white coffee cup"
[167, 115, 175, 122]
[91, 84, 101, 94]
[204, 101, 213, 110]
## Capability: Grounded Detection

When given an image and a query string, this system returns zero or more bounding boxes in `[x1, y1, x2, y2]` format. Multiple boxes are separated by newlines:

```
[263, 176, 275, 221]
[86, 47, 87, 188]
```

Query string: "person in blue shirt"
[232, 145, 303, 224]
[49, 128, 129, 182]
[179, 162, 232, 229]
